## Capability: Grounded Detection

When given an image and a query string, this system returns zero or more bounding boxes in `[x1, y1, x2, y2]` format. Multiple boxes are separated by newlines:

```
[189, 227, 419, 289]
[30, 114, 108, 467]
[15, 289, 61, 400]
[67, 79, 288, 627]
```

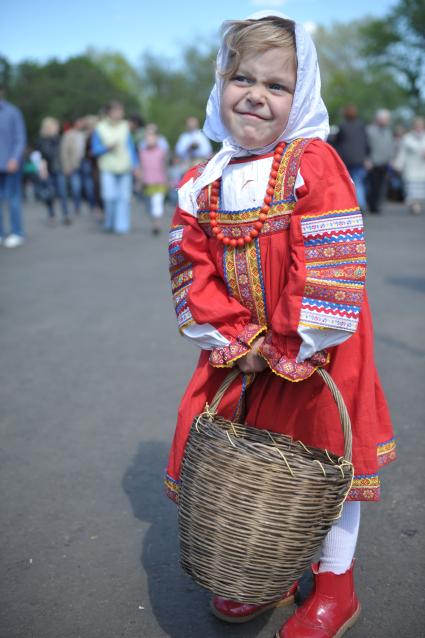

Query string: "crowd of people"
[0, 85, 213, 246]
[332, 106, 425, 215]
[0, 79, 424, 249]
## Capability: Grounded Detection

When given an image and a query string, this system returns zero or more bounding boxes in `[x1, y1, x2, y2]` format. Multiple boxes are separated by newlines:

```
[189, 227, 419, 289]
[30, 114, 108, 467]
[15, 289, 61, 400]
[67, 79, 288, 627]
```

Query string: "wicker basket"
[178, 367, 354, 604]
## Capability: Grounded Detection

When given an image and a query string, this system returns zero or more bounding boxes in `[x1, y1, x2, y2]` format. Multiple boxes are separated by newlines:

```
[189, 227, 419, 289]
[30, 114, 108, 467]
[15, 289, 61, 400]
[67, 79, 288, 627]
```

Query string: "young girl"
[166, 12, 396, 638]
[138, 129, 168, 234]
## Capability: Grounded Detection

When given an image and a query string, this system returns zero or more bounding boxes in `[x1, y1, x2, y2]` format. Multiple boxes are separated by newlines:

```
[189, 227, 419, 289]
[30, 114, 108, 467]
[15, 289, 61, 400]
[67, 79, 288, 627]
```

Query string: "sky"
[1, 0, 397, 66]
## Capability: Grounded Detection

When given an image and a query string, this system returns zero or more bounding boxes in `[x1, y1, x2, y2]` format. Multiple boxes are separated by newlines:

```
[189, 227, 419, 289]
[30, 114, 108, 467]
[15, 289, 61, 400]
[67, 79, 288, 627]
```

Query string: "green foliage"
[5, 55, 140, 142]
[0, 56, 13, 87]
[2, 0, 423, 146]
[314, 20, 410, 124]
[359, 0, 425, 111]
[86, 48, 144, 108]
[140, 43, 217, 147]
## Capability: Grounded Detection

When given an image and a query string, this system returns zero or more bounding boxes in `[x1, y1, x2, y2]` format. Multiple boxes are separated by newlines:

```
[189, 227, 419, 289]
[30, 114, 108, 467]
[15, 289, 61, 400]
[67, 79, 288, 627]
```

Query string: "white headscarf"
[191, 10, 329, 203]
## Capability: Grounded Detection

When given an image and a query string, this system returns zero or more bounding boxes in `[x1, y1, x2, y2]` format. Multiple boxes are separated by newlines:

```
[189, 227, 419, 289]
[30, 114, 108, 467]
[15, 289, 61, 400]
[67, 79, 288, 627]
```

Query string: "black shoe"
[294, 567, 314, 606]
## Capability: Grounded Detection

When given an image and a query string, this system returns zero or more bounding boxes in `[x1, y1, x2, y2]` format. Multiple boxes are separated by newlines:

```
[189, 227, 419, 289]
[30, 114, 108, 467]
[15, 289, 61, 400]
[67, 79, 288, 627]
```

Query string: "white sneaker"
[4, 234, 25, 248]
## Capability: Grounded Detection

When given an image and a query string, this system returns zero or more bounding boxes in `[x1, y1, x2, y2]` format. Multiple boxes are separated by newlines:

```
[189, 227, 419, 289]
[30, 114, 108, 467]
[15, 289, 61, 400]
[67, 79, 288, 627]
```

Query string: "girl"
[138, 129, 168, 235]
[166, 12, 396, 638]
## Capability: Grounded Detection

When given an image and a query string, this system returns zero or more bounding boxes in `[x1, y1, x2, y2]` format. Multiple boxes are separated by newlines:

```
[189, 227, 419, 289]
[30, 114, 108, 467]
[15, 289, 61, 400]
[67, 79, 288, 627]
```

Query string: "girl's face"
[221, 47, 297, 149]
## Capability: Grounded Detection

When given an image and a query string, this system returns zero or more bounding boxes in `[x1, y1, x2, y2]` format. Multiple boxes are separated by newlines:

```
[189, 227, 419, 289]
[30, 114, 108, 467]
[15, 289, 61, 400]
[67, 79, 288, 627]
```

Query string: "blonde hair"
[219, 17, 296, 81]
[40, 116, 60, 137]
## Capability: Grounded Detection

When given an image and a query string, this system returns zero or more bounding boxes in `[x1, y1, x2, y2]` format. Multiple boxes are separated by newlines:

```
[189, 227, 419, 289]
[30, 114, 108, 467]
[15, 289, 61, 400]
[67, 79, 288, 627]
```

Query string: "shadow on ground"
[121, 441, 291, 637]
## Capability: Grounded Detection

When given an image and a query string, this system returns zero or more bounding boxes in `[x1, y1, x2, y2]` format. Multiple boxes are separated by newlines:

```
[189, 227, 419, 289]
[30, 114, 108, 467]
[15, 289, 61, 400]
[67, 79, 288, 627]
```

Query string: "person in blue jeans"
[0, 84, 26, 248]
[91, 101, 138, 234]
[60, 117, 87, 215]
[334, 105, 369, 212]
[36, 117, 71, 225]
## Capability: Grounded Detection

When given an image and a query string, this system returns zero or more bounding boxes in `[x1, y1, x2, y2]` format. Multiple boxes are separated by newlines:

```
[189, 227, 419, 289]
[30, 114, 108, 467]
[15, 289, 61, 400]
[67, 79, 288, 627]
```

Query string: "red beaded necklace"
[208, 142, 285, 248]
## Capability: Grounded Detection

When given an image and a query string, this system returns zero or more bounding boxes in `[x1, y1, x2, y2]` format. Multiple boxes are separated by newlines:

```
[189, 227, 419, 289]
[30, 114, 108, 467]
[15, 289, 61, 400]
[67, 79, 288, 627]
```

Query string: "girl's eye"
[269, 83, 286, 92]
[232, 75, 250, 84]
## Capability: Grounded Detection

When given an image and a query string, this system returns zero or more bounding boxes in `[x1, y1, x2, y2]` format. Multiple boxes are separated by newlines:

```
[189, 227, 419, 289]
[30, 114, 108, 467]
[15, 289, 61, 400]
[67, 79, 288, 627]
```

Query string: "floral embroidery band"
[209, 324, 266, 367]
[223, 240, 268, 326]
[300, 209, 367, 332]
[169, 225, 194, 330]
[259, 331, 330, 382]
[215, 140, 309, 328]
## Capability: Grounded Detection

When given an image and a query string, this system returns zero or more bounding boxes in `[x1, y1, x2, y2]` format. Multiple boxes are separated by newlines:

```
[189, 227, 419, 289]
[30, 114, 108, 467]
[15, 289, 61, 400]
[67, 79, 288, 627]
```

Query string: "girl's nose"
[246, 85, 265, 105]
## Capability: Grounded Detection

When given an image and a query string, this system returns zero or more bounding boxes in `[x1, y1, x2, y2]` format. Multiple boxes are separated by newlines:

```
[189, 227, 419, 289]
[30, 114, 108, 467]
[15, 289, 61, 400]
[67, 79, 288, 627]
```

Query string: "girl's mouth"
[237, 111, 268, 121]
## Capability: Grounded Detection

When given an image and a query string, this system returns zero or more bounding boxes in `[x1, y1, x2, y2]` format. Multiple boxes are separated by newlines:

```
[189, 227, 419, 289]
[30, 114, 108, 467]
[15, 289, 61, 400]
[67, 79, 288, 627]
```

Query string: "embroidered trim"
[277, 138, 312, 200]
[223, 240, 268, 325]
[197, 139, 310, 240]
[169, 225, 194, 330]
[216, 141, 317, 328]
[300, 210, 366, 333]
[347, 438, 397, 500]
[302, 207, 360, 219]
[209, 324, 266, 368]
[198, 204, 292, 239]
[165, 473, 180, 504]
[259, 331, 330, 382]
[198, 197, 293, 217]
[377, 437, 397, 466]
[347, 474, 381, 501]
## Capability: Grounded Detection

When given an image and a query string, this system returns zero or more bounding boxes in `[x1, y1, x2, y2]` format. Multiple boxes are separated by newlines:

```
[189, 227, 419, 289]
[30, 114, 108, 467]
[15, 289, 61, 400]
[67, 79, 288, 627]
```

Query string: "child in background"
[166, 12, 396, 638]
[138, 130, 168, 234]
[167, 154, 185, 208]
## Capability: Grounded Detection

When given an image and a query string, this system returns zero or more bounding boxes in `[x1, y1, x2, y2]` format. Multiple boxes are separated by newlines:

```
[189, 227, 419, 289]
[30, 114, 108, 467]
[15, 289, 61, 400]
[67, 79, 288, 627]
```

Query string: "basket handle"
[207, 367, 352, 462]
[208, 368, 242, 414]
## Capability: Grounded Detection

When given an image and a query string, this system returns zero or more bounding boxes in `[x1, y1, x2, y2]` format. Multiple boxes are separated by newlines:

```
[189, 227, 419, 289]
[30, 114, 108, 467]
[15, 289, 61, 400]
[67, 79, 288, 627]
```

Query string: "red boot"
[276, 562, 360, 637]
[210, 581, 298, 624]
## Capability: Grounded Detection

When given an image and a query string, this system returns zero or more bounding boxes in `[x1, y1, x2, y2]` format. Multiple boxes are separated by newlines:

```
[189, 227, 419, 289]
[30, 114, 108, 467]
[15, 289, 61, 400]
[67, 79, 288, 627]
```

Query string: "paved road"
[1, 199, 424, 638]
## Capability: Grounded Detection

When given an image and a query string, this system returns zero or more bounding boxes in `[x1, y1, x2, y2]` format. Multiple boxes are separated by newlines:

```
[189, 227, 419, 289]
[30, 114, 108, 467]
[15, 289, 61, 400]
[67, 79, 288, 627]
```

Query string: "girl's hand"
[237, 336, 268, 373]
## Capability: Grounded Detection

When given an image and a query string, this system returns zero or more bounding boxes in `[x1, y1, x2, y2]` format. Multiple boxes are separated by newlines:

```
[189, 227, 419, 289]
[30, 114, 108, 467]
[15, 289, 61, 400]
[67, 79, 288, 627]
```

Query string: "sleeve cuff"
[209, 324, 266, 368]
[259, 331, 330, 382]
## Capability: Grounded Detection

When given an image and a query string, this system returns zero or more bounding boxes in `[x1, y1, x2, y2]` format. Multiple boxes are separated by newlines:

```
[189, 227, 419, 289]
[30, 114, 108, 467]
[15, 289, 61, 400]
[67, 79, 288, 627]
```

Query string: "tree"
[360, 0, 425, 112]
[86, 48, 145, 110]
[0, 56, 12, 87]
[314, 19, 411, 124]
[140, 42, 217, 147]
[7, 56, 140, 141]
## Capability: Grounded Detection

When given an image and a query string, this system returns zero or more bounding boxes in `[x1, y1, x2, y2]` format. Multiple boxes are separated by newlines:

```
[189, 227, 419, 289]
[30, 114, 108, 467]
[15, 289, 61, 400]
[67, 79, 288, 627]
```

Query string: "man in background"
[175, 116, 212, 169]
[366, 109, 395, 214]
[335, 104, 369, 212]
[0, 84, 26, 247]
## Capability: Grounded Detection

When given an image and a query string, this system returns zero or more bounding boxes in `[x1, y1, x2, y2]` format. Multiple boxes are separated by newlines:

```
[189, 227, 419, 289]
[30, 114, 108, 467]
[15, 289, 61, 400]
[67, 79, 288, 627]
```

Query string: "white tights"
[319, 501, 361, 574]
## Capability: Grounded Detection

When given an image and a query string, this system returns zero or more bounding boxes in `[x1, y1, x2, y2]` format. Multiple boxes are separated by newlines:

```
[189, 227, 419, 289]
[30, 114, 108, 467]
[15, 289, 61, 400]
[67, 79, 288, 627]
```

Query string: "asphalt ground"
[1, 197, 424, 638]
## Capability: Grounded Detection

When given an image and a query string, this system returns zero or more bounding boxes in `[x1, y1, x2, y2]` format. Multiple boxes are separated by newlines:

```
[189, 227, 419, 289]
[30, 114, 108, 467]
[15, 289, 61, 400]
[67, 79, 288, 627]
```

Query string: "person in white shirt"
[393, 116, 425, 215]
[175, 116, 213, 168]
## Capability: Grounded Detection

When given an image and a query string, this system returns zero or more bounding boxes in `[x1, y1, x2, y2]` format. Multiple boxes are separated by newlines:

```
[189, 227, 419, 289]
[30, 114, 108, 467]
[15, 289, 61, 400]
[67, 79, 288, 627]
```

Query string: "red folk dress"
[166, 138, 396, 503]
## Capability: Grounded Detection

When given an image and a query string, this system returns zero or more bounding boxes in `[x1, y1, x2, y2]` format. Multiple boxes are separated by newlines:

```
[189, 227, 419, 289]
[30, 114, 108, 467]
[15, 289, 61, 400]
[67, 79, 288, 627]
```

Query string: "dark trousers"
[366, 165, 388, 213]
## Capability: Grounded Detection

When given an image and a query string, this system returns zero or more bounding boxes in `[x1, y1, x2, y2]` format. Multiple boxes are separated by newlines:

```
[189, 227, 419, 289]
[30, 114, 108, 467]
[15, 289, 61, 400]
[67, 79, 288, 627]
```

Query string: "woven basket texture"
[178, 369, 354, 604]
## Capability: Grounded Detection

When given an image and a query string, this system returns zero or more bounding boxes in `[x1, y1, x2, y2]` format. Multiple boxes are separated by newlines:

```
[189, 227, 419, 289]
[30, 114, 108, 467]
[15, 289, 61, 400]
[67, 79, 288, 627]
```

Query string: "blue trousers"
[0, 171, 24, 238]
[100, 171, 132, 233]
[347, 166, 367, 211]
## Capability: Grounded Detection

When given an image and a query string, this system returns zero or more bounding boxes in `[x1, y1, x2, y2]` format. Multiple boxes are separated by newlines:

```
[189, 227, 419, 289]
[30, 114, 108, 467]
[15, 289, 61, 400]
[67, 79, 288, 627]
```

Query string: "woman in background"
[36, 117, 71, 225]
